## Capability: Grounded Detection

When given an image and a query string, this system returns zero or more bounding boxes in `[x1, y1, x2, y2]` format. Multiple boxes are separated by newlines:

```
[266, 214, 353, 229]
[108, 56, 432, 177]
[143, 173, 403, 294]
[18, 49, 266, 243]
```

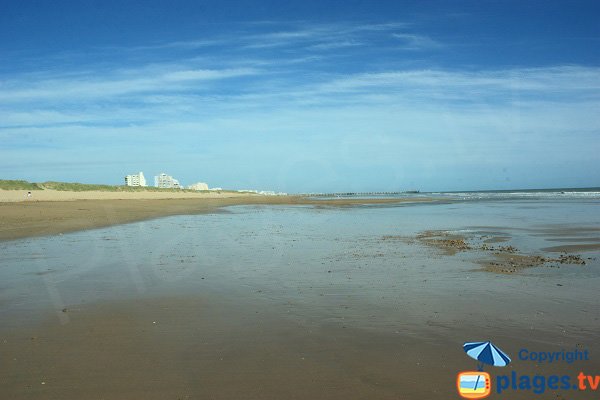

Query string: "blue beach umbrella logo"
[463, 341, 511, 371]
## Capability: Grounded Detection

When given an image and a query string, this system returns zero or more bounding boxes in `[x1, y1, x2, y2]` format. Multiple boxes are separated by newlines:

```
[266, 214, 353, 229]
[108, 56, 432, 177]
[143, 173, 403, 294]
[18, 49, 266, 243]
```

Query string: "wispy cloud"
[307, 40, 364, 51]
[391, 33, 442, 50]
[2, 62, 599, 131]
[256, 23, 423, 52]
[310, 66, 600, 101]
[0, 67, 259, 103]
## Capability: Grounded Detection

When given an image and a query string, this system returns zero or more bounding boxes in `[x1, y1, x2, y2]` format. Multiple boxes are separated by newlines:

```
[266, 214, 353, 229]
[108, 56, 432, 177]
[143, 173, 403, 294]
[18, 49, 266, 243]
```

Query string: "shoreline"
[0, 191, 436, 241]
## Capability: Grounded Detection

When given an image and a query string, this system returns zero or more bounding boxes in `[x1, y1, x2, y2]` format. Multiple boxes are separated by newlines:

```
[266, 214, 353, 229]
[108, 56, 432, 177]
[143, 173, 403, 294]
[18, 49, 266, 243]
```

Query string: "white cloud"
[310, 66, 600, 100]
[162, 68, 258, 82]
[0, 67, 259, 103]
[392, 33, 442, 50]
[2, 63, 599, 134]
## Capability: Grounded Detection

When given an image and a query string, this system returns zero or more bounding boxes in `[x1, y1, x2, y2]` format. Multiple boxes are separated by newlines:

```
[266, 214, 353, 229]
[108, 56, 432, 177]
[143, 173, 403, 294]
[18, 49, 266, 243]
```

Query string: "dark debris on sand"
[409, 230, 588, 274]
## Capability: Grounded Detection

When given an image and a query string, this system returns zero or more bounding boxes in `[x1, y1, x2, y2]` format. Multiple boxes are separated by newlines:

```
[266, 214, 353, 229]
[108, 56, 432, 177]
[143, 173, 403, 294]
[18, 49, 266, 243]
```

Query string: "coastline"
[0, 190, 436, 241]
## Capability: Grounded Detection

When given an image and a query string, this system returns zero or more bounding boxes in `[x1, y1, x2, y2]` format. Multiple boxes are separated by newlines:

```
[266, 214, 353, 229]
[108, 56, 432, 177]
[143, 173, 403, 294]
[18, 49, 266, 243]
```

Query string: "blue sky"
[1, 0, 599, 192]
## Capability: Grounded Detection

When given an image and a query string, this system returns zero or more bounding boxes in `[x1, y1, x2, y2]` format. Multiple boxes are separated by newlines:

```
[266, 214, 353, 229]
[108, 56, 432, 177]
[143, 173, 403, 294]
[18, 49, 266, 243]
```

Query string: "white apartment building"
[124, 172, 147, 187]
[188, 182, 209, 191]
[154, 173, 181, 189]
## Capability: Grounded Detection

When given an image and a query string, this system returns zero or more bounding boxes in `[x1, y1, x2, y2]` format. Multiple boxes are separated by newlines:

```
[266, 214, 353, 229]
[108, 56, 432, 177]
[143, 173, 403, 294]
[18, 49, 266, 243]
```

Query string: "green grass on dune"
[0, 180, 44, 190]
[0, 179, 238, 193]
[41, 181, 163, 192]
[40, 181, 202, 192]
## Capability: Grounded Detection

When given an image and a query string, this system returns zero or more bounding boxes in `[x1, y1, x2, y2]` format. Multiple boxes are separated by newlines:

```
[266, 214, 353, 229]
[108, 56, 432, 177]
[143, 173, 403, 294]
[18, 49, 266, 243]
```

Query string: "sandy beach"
[0, 189, 435, 241]
[1, 195, 599, 399]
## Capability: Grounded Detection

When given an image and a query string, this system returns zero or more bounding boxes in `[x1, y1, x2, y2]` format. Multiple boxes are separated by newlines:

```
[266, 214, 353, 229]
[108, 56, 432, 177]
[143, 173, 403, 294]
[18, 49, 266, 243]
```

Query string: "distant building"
[154, 173, 181, 189]
[124, 172, 147, 187]
[238, 189, 287, 196]
[188, 182, 209, 191]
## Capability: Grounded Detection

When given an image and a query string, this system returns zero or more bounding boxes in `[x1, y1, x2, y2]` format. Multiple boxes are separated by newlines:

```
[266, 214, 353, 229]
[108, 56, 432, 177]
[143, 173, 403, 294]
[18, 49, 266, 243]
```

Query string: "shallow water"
[1, 199, 599, 330]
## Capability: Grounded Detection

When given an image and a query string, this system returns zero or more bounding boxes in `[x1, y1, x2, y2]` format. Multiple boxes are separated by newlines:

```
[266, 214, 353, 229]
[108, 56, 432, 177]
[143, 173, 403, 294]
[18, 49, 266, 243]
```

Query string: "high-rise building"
[124, 172, 147, 187]
[154, 173, 181, 189]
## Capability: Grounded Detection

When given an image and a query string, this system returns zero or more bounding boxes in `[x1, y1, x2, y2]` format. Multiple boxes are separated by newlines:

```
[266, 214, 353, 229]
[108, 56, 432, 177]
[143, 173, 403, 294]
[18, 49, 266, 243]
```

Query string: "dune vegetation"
[0, 179, 224, 193]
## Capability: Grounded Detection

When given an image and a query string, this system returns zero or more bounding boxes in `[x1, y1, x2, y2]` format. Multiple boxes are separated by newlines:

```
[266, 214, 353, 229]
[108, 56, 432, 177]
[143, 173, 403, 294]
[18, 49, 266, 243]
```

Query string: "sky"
[1, 0, 599, 192]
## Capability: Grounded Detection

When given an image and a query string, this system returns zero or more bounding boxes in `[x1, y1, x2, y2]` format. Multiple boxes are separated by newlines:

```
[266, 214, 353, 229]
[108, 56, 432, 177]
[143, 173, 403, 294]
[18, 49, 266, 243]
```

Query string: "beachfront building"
[188, 182, 209, 191]
[154, 173, 181, 189]
[124, 172, 147, 187]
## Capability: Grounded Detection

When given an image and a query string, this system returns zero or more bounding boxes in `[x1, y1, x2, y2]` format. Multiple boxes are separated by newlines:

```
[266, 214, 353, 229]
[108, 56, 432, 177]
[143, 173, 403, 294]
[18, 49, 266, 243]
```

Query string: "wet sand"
[3, 293, 598, 400]
[0, 192, 435, 241]
[542, 243, 600, 252]
[1, 296, 459, 399]
[1, 200, 599, 399]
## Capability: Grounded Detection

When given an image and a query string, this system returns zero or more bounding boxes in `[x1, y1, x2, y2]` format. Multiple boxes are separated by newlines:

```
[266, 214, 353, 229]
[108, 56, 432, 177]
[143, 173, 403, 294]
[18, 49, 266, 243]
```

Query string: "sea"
[309, 187, 600, 201]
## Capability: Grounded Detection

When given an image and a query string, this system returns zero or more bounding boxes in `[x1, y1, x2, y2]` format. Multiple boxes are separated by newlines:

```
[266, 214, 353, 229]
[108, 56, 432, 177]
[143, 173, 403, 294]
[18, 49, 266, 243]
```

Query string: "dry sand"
[0, 190, 435, 241]
[0, 188, 249, 202]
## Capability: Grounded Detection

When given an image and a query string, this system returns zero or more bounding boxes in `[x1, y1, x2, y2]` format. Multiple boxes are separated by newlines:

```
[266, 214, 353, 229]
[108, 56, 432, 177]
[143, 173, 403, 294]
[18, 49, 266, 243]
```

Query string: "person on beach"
[27, 191, 32, 199]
